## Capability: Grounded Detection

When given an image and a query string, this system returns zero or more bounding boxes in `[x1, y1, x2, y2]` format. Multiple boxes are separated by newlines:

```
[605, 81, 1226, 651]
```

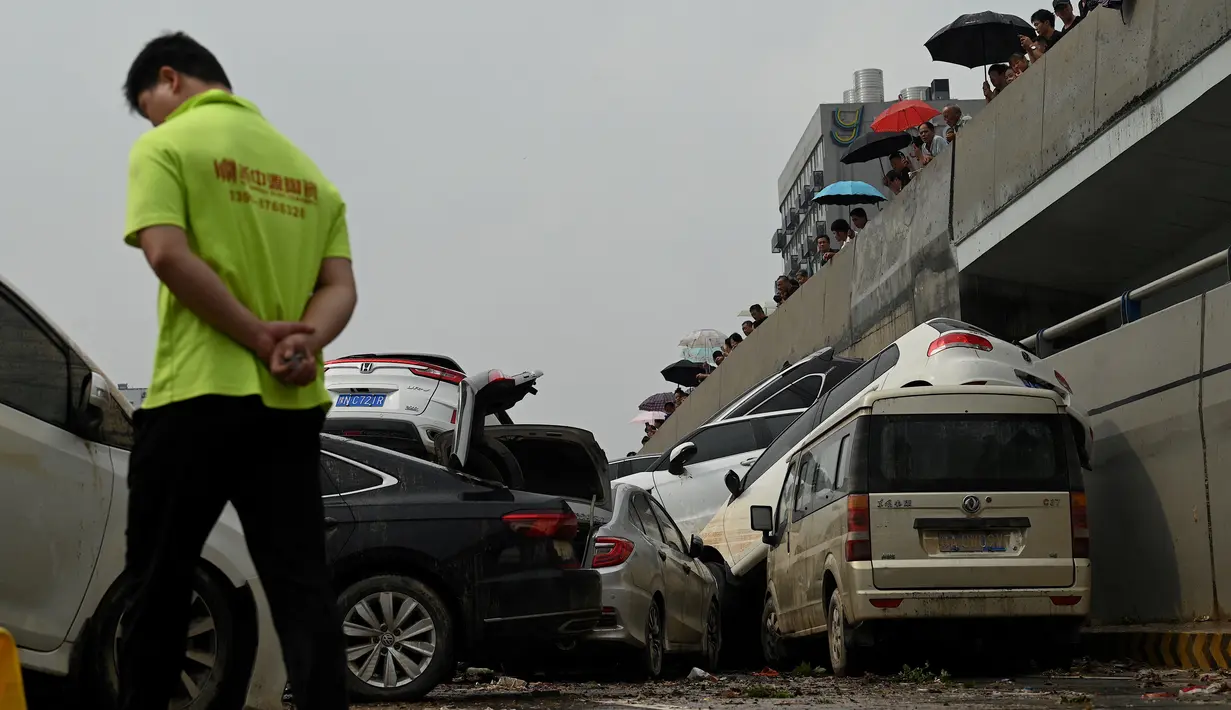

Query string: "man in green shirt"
[119, 32, 356, 710]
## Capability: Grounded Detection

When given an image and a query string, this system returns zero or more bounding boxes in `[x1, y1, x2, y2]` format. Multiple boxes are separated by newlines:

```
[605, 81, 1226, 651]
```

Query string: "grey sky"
[1, 1, 1042, 456]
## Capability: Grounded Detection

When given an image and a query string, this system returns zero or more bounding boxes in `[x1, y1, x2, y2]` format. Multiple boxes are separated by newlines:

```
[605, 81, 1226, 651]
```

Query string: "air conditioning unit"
[812, 171, 823, 186]
[786, 209, 801, 229]
[771, 228, 786, 253]
[804, 239, 817, 256]
[797, 192, 810, 210]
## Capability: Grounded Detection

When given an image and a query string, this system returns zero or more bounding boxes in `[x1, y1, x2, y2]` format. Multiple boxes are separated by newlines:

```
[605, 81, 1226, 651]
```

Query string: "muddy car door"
[649, 498, 704, 644]
[317, 450, 398, 560]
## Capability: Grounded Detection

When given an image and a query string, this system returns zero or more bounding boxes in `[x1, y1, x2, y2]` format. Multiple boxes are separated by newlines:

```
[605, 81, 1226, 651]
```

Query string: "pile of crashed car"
[0, 270, 1097, 708]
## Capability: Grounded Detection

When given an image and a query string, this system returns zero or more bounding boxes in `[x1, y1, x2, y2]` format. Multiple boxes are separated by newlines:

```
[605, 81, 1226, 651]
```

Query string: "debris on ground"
[1181, 680, 1229, 697]
[687, 667, 719, 681]
[742, 683, 794, 699]
[460, 667, 497, 683]
[751, 667, 780, 677]
[490, 676, 528, 691]
[895, 662, 951, 684]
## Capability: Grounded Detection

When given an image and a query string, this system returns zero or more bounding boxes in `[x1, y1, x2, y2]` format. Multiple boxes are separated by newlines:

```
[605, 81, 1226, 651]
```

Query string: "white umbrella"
[630, 410, 667, 424]
[678, 329, 726, 351]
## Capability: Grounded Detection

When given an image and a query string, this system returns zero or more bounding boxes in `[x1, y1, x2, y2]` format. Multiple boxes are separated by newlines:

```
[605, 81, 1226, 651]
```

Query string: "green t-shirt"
[125, 90, 351, 411]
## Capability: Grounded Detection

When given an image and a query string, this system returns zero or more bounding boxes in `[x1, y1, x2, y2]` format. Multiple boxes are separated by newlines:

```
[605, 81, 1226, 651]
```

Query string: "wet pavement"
[358, 664, 1231, 710]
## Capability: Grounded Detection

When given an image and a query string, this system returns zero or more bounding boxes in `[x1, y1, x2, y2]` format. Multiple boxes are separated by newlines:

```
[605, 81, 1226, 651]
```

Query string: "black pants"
[118, 395, 347, 710]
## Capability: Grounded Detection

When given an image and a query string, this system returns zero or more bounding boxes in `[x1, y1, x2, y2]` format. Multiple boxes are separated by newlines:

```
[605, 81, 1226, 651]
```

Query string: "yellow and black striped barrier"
[1083, 628, 1231, 670]
[0, 628, 27, 710]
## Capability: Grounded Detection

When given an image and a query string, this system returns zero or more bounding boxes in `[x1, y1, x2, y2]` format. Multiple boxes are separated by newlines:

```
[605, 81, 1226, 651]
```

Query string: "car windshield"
[867, 413, 1077, 493]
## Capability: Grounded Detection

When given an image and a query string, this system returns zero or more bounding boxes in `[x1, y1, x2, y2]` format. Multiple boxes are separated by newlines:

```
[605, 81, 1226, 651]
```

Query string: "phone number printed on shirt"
[215, 158, 318, 219]
[229, 190, 307, 218]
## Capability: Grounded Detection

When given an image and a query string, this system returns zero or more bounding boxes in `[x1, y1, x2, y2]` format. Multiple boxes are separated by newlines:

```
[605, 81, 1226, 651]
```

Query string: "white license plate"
[938, 531, 1010, 553]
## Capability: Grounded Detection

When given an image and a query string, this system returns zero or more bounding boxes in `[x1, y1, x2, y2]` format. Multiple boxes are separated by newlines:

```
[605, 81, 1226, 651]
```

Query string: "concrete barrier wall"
[953, 0, 1231, 244]
[1044, 284, 1231, 624]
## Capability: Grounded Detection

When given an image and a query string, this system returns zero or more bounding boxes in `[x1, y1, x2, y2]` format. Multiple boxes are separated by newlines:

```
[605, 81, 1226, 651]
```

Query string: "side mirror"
[76, 372, 109, 436]
[724, 470, 742, 497]
[667, 442, 697, 475]
[689, 534, 704, 559]
[750, 505, 777, 545]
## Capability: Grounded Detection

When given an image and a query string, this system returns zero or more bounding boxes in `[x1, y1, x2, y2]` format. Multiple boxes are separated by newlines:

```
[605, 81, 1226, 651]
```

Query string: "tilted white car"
[0, 275, 284, 709]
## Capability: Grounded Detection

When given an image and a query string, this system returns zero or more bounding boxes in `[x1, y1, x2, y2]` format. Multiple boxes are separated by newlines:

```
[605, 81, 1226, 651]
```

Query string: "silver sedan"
[583, 483, 721, 677]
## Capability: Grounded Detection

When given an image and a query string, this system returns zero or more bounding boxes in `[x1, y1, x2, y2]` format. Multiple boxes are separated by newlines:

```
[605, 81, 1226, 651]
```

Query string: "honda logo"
[359, 362, 375, 374]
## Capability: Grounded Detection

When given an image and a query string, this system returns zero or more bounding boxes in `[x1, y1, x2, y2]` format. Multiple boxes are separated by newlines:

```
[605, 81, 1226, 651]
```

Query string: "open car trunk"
[436, 370, 613, 558]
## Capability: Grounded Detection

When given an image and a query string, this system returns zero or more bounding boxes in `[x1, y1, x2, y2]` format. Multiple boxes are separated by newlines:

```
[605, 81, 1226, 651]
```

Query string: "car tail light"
[450, 410, 457, 425]
[1050, 596, 1082, 606]
[1070, 492, 1089, 558]
[870, 598, 902, 609]
[591, 537, 635, 568]
[1054, 370, 1074, 394]
[410, 364, 464, 385]
[927, 332, 993, 357]
[503, 511, 579, 540]
[845, 494, 871, 562]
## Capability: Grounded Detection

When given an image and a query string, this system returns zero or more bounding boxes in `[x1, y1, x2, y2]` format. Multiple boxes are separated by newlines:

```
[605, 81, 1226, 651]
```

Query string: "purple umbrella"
[639, 393, 675, 412]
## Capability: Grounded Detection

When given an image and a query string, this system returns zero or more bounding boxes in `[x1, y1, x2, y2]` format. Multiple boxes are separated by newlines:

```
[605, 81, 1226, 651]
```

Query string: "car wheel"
[642, 600, 665, 679]
[760, 595, 788, 668]
[91, 566, 243, 710]
[827, 589, 862, 677]
[700, 598, 722, 672]
[338, 575, 455, 702]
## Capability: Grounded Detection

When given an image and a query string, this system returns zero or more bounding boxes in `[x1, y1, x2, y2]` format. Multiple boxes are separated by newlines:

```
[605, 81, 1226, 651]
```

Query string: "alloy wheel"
[343, 591, 437, 690]
[829, 597, 845, 669]
[645, 604, 664, 676]
[114, 591, 220, 706]
[704, 602, 721, 666]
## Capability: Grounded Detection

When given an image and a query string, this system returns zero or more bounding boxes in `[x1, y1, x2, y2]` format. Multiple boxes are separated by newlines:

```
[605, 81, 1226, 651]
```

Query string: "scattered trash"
[1136, 668, 1164, 686]
[751, 667, 780, 677]
[1143, 691, 1176, 699]
[464, 667, 498, 683]
[1180, 680, 1228, 696]
[492, 676, 528, 691]
[687, 667, 718, 682]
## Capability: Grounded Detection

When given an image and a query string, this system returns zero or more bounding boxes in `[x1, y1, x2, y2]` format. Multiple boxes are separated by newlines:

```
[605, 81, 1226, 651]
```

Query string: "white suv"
[323, 353, 509, 460]
[0, 276, 284, 709]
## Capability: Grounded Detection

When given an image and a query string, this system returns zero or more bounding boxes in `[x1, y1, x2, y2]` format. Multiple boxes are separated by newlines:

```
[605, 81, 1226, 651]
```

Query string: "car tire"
[642, 600, 666, 679]
[88, 566, 244, 710]
[699, 598, 722, 672]
[826, 589, 862, 677]
[760, 595, 788, 668]
[337, 575, 455, 703]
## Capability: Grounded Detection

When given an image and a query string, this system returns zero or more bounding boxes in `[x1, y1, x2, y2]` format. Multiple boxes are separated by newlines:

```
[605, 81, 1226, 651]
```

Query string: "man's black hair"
[890, 150, 906, 161]
[831, 218, 851, 232]
[125, 32, 232, 113]
[730, 332, 743, 343]
[773, 294, 783, 304]
[1031, 9, 1056, 27]
[743, 320, 755, 327]
[750, 304, 765, 314]
[886, 169, 903, 183]
[850, 207, 867, 219]
[641, 436, 650, 445]
[989, 63, 1011, 77]
[713, 350, 724, 361]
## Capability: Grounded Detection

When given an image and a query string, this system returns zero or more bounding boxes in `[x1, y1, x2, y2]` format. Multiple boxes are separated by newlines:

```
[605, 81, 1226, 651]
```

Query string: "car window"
[650, 499, 688, 553]
[776, 456, 799, 535]
[748, 373, 826, 415]
[873, 344, 899, 379]
[745, 403, 822, 489]
[820, 356, 880, 424]
[627, 495, 647, 534]
[632, 494, 667, 544]
[95, 389, 136, 450]
[0, 293, 72, 427]
[816, 434, 841, 491]
[757, 411, 800, 446]
[321, 454, 386, 494]
[833, 434, 851, 491]
[677, 420, 759, 467]
[792, 452, 818, 520]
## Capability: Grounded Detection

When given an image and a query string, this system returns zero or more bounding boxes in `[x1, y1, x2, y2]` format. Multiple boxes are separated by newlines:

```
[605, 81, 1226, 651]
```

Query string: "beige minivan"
[749, 386, 1090, 676]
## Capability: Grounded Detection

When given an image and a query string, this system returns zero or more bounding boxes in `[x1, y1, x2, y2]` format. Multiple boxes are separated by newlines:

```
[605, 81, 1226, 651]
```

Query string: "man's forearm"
[151, 250, 267, 354]
[302, 282, 357, 353]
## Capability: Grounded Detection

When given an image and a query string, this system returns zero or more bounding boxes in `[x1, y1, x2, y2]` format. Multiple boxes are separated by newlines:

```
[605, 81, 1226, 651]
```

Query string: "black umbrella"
[661, 360, 709, 388]
[840, 131, 913, 165]
[925, 11, 1035, 68]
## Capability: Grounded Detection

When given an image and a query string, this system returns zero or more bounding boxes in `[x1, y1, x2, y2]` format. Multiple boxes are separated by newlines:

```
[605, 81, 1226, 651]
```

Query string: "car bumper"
[477, 568, 602, 647]
[584, 566, 652, 648]
[848, 561, 1092, 622]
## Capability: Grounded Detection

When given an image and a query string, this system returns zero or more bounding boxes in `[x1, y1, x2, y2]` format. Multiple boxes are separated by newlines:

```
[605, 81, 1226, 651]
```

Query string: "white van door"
[0, 291, 114, 651]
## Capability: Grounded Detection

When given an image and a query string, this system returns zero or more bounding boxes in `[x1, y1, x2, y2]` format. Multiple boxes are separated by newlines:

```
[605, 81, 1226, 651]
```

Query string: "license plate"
[938, 531, 1010, 553]
[336, 394, 387, 407]
[1020, 377, 1045, 389]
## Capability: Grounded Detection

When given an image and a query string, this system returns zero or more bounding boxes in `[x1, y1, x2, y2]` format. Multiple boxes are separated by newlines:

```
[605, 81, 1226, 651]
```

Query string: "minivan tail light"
[410, 364, 465, 385]
[1070, 492, 1089, 559]
[927, 332, 993, 357]
[591, 537, 634, 568]
[503, 511, 579, 540]
[845, 494, 871, 562]
[1054, 370, 1074, 394]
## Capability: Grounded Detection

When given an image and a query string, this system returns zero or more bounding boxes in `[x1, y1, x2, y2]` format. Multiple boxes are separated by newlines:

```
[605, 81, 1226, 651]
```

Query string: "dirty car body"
[319, 433, 602, 702]
[583, 483, 720, 674]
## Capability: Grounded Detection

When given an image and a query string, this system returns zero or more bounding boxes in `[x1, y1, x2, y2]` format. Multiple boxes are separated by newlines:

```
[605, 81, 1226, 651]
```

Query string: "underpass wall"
[1044, 286, 1231, 624]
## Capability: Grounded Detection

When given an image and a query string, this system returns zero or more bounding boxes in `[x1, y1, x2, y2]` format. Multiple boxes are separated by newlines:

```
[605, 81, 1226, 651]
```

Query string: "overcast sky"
[1, 1, 1043, 457]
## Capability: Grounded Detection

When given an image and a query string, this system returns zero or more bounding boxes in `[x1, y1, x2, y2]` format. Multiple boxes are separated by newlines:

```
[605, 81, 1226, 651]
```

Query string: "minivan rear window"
[867, 414, 1075, 493]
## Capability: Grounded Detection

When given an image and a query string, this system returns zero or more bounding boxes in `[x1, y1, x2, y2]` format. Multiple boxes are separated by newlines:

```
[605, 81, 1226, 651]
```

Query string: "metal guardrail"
[1021, 249, 1231, 355]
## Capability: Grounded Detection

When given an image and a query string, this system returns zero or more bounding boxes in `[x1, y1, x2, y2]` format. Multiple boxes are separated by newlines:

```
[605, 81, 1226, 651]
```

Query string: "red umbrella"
[870, 100, 941, 133]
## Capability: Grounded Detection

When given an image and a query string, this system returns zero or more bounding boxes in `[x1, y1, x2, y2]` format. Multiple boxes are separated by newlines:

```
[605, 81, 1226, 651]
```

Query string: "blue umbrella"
[812, 181, 887, 207]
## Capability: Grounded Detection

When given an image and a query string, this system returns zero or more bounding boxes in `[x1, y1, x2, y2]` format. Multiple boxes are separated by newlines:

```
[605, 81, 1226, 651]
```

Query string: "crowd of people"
[985, 3, 1091, 103]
